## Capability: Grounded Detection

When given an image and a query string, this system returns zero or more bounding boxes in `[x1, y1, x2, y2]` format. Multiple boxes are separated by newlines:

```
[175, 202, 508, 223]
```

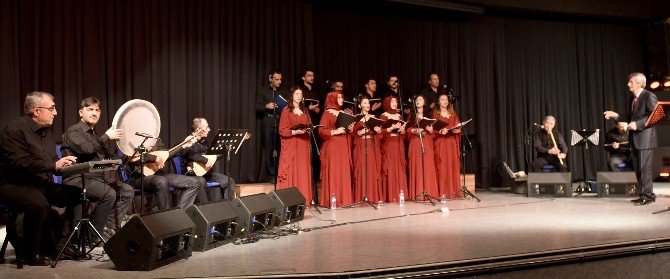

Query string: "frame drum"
[111, 99, 161, 155]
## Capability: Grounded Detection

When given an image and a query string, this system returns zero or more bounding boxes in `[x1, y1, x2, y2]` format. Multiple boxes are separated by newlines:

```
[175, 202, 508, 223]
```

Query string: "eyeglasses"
[37, 106, 57, 112]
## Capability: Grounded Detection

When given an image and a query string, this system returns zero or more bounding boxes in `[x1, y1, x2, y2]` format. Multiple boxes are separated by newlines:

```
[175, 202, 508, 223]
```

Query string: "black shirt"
[178, 138, 210, 174]
[604, 127, 630, 157]
[61, 120, 113, 163]
[255, 85, 286, 119]
[420, 86, 449, 107]
[533, 129, 568, 157]
[0, 115, 58, 186]
[300, 83, 322, 125]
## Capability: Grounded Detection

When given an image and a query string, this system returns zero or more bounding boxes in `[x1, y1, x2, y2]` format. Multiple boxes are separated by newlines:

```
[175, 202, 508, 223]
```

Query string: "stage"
[4, 189, 670, 278]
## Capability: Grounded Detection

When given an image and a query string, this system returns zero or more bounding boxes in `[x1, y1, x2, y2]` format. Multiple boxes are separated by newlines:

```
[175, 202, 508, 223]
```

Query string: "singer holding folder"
[406, 94, 439, 199]
[433, 92, 463, 198]
[380, 95, 408, 203]
[319, 92, 354, 207]
[277, 86, 313, 202]
[352, 95, 383, 204]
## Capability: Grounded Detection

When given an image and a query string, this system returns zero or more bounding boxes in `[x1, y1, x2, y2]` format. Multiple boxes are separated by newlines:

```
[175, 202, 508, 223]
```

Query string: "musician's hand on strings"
[612, 142, 620, 149]
[155, 156, 165, 169]
[603, 111, 619, 120]
[244, 132, 252, 140]
[105, 128, 124, 140]
[628, 122, 637, 131]
[55, 156, 77, 171]
[266, 102, 276, 109]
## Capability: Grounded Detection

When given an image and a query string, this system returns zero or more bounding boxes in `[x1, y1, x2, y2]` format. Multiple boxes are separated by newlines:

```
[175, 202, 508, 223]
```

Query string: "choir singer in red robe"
[432, 92, 462, 198]
[319, 92, 354, 207]
[380, 95, 408, 203]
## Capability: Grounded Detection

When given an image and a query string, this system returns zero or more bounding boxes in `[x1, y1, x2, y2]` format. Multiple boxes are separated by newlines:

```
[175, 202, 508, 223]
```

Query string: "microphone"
[135, 132, 155, 138]
[532, 123, 544, 129]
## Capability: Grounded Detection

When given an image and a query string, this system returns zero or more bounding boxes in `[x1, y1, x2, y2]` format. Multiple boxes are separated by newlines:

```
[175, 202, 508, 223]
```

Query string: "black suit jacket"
[618, 89, 658, 150]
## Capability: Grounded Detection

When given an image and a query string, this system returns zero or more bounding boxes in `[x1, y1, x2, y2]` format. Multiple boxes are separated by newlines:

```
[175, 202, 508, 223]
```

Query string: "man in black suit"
[604, 72, 658, 206]
[255, 70, 285, 184]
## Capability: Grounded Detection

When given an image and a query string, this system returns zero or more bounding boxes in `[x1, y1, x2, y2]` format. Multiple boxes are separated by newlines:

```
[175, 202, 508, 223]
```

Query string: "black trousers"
[531, 156, 567, 172]
[64, 176, 134, 232]
[608, 155, 631, 171]
[261, 116, 279, 180]
[0, 181, 81, 258]
[131, 174, 204, 210]
[632, 148, 655, 200]
[201, 172, 236, 201]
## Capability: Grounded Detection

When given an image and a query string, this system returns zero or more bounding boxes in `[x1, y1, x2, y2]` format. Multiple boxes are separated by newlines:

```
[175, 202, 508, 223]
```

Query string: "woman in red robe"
[319, 92, 354, 207]
[432, 92, 462, 198]
[277, 86, 313, 202]
[380, 95, 408, 203]
[406, 94, 439, 200]
[352, 95, 383, 204]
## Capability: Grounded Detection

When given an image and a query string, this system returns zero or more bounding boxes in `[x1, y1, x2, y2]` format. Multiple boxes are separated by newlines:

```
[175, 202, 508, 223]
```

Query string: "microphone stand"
[303, 99, 325, 214]
[272, 87, 279, 189]
[449, 92, 480, 202]
[128, 134, 152, 214]
[345, 108, 378, 210]
[411, 98, 437, 205]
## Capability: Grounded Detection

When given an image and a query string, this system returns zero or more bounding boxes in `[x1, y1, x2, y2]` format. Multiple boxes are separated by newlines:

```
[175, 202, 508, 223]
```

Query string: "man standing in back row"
[604, 72, 658, 206]
[255, 70, 285, 184]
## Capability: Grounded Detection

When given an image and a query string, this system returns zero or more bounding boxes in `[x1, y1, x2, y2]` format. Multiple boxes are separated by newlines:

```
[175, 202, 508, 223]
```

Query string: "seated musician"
[604, 121, 631, 171]
[531, 115, 568, 172]
[61, 97, 134, 237]
[178, 118, 236, 201]
[0, 92, 81, 265]
[121, 130, 206, 211]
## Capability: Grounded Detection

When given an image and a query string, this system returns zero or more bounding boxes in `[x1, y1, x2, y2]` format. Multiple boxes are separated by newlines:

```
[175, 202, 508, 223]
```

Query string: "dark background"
[1, 0, 669, 187]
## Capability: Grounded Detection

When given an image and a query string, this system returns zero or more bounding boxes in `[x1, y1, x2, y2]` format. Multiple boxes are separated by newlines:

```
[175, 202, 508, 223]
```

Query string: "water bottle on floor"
[399, 190, 405, 205]
[330, 193, 337, 209]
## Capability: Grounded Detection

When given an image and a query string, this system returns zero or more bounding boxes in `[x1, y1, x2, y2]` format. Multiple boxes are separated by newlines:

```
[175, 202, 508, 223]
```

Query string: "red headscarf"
[382, 95, 397, 114]
[324, 91, 341, 111]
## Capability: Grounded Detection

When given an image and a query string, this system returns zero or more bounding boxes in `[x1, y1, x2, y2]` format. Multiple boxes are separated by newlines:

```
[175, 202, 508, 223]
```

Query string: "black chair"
[0, 203, 24, 269]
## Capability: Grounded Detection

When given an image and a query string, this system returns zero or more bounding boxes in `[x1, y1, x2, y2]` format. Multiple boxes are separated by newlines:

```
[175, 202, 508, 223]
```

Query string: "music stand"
[52, 160, 122, 267]
[570, 129, 599, 194]
[206, 129, 250, 198]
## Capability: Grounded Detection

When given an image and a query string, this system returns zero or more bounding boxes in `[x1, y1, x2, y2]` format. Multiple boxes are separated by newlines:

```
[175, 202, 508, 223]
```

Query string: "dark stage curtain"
[0, 0, 647, 185]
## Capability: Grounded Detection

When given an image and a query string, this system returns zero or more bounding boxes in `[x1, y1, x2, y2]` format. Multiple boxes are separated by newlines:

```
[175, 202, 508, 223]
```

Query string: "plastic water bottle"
[330, 193, 337, 209]
[440, 194, 447, 204]
[399, 190, 405, 205]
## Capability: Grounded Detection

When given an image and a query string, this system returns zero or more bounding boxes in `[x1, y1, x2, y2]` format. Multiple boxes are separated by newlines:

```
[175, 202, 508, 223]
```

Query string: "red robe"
[380, 113, 408, 203]
[319, 110, 353, 207]
[277, 108, 313, 202]
[406, 123, 439, 199]
[352, 120, 383, 203]
[434, 112, 462, 198]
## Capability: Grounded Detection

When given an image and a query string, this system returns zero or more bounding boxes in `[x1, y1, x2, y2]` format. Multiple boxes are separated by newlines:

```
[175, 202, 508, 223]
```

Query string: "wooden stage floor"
[3, 190, 670, 278]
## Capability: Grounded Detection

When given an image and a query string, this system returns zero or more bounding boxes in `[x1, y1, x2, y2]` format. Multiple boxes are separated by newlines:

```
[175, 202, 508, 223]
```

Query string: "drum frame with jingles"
[111, 99, 162, 215]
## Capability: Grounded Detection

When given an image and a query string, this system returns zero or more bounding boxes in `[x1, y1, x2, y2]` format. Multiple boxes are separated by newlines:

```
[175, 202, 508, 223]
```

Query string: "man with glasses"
[177, 118, 236, 201]
[0, 92, 81, 265]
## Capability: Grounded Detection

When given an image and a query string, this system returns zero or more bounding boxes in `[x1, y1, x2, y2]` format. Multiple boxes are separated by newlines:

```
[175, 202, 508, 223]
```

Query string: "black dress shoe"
[635, 199, 655, 206]
[26, 255, 51, 266]
[630, 197, 643, 203]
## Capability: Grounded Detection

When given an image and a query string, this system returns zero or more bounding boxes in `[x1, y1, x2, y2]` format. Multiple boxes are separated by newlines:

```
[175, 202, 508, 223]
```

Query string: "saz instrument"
[143, 135, 197, 176]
